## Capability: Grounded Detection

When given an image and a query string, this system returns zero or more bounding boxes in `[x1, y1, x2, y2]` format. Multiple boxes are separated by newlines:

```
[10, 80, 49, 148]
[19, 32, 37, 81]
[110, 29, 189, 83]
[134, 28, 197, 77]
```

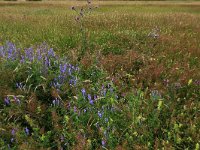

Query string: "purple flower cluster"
[0, 42, 56, 69]
[52, 98, 60, 107]
[0, 42, 17, 60]
[0, 42, 79, 92]
[100, 83, 115, 97]
[4, 97, 10, 106]
[4, 96, 21, 106]
[24, 127, 29, 136]
[52, 63, 79, 90]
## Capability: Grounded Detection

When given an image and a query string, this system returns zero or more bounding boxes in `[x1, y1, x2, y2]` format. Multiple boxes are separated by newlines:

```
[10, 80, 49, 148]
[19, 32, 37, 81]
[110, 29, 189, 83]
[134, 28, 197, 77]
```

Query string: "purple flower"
[7, 42, 16, 60]
[110, 87, 114, 93]
[0, 46, 5, 57]
[68, 68, 72, 76]
[98, 111, 102, 118]
[20, 55, 25, 63]
[88, 94, 94, 105]
[74, 106, 77, 113]
[81, 88, 86, 99]
[105, 118, 109, 123]
[25, 48, 34, 62]
[60, 64, 67, 74]
[14, 96, 20, 105]
[47, 48, 55, 57]
[102, 140, 106, 147]
[11, 129, 15, 136]
[44, 56, 51, 67]
[24, 127, 29, 136]
[10, 138, 14, 143]
[4, 97, 10, 106]
[94, 95, 97, 100]
[16, 82, 23, 89]
[102, 89, 107, 97]
[88, 94, 91, 100]
[36, 49, 42, 60]
[52, 98, 60, 106]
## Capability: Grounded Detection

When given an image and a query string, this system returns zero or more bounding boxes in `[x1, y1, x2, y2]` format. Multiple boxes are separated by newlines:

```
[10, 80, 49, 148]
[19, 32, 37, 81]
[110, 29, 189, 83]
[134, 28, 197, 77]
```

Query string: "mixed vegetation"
[0, 1, 199, 149]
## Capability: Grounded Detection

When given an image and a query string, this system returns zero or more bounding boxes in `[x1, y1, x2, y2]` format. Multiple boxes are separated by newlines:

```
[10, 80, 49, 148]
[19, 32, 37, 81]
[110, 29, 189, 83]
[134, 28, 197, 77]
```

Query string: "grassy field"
[0, 1, 200, 149]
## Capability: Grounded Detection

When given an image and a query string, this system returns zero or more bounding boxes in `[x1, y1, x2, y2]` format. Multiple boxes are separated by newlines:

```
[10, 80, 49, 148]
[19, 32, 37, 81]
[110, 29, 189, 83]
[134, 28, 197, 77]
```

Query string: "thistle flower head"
[71, 6, 75, 10]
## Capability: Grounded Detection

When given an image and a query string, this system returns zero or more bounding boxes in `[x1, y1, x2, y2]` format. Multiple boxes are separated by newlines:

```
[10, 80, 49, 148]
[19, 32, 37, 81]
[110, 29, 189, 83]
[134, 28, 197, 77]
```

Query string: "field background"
[0, 1, 200, 149]
[0, 0, 200, 84]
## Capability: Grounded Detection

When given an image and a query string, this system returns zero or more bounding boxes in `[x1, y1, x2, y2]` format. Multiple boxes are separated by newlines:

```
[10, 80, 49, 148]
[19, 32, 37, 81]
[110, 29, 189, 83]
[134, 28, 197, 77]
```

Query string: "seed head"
[71, 6, 75, 10]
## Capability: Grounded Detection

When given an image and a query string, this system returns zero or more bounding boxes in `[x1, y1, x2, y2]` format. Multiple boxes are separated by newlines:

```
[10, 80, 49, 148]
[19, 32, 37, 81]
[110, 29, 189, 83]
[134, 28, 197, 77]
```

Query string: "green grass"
[0, 1, 200, 149]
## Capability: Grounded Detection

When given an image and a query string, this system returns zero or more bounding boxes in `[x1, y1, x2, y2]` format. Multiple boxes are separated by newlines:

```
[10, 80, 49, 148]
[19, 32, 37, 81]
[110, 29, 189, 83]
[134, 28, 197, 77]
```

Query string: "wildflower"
[16, 82, 23, 90]
[0, 46, 5, 57]
[105, 118, 109, 123]
[102, 140, 106, 147]
[10, 138, 14, 143]
[24, 127, 29, 136]
[20, 55, 25, 63]
[95, 122, 99, 128]
[4, 97, 10, 106]
[98, 111, 102, 118]
[110, 87, 114, 93]
[11, 129, 15, 136]
[14, 96, 20, 105]
[94, 95, 97, 100]
[83, 109, 87, 113]
[88, 94, 94, 105]
[81, 88, 86, 98]
[74, 106, 77, 113]
[52, 100, 56, 106]
[36, 49, 42, 60]
[44, 56, 51, 67]
[47, 48, 55, 57]
[25, 47, 34, 62]
[59, 63, 67, 74]
[52, 98, 60, 106]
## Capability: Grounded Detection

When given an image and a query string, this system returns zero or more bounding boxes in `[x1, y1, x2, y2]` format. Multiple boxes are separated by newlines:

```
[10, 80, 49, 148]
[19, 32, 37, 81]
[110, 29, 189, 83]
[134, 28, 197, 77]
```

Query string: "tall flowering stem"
[71, 0, 97, 61]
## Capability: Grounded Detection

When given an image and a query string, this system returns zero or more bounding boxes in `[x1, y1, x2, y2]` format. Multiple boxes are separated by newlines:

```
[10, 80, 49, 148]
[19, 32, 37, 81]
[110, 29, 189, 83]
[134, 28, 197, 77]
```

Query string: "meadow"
[0, 1, 200, 149]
